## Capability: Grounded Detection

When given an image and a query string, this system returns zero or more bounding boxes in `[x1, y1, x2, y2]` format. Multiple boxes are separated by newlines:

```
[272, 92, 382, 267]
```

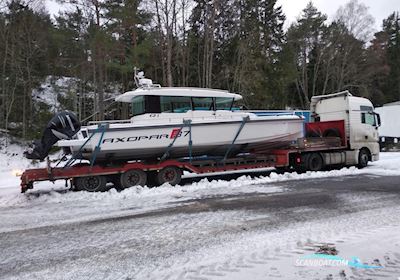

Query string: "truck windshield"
[361, 112, 376, 126]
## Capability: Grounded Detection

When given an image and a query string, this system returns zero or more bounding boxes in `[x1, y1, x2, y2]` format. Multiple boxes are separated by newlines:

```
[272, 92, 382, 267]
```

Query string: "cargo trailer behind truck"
[375, 101, 400, 151]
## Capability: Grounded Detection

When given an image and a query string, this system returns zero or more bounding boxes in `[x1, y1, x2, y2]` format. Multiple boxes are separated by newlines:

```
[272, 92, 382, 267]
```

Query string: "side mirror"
[375, 113, 381, 127]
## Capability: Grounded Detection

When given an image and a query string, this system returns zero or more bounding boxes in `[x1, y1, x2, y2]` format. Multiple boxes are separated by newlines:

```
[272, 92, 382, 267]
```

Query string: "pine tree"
[285, 2, 327, 108]
[383, 12, 400, 102]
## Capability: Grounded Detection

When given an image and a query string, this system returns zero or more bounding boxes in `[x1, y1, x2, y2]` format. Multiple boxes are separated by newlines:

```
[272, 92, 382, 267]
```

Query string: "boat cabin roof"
[115, 87, 243, 103]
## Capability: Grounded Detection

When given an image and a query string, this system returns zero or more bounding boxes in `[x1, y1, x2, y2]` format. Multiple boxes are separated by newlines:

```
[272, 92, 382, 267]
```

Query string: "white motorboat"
[26, 72, 304, 162]
[57, 75, 304, 162]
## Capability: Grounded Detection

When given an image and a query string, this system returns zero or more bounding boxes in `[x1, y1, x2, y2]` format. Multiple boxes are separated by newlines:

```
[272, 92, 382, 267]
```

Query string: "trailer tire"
[156, 166, 182, 186]
[74, 175, 107, 192]
[120, 169, 147, 188]
[307, 153, 324, 171]
[357, 149, 369, 169]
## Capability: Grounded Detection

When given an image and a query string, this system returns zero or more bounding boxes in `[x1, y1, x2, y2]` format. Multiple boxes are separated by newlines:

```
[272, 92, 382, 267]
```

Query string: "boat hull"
[59, 116, 303, 162]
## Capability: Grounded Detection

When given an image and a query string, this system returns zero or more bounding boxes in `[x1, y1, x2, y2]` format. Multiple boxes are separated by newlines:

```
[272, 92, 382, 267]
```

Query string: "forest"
[0, 0, 399, 139]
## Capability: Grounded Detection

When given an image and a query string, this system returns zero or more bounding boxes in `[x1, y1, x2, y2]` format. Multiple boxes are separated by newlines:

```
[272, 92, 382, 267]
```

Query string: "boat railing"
[248, 110, 311, 122]
[88, 119, 132, 125]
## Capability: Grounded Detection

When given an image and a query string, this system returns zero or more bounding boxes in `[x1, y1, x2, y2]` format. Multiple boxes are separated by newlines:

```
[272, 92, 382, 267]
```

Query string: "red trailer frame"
[20, 120, 347, 193]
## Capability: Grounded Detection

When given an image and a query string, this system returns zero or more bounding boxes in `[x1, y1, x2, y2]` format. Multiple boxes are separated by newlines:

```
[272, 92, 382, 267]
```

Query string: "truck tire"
[74, 175, 107, 192]
[156, 166, 182, 186]
[120, 169, 147, 188]
[357, 149, 369, 169]
[307, 153, 324, 171]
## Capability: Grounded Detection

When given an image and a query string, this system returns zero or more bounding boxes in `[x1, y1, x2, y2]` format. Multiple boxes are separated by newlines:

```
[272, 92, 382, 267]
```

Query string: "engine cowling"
[24, 111, 81, 160]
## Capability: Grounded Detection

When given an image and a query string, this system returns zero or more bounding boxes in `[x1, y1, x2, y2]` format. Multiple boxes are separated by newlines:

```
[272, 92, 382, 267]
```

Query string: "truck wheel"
[156, 166, 182, 186]
[307, 153, 324, 171]
[74, 175, 107, 192]
[357, 149, 369, 169]
[120, 169, 147, 188]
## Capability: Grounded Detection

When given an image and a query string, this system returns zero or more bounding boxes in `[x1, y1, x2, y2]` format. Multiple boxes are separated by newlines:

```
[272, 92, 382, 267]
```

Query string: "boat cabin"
[115, 88, 243, 116]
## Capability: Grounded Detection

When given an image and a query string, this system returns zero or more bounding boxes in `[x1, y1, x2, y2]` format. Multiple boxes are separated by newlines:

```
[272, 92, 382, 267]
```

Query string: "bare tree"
[151, 0, 192, 87]
[331, 0, 375, 93]
[335, 0, 375, 42]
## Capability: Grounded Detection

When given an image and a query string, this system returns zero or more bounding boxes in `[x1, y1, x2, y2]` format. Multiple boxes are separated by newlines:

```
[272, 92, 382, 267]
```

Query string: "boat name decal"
[102, 129, 190, 144]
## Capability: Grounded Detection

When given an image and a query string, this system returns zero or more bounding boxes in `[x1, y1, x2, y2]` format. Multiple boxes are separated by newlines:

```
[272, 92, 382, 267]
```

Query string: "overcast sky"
[277, 0, 399, 30]
[46, 0, 399, 31]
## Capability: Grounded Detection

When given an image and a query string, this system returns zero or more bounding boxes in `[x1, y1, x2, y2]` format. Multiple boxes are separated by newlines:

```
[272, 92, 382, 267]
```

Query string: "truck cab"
[310, 91, 380, 165]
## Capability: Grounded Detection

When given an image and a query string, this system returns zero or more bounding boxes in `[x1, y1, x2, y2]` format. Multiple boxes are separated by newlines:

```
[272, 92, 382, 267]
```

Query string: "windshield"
[216, 97, 234, 110]
[131, 96, 146, 116]
[130, 95, 235, 115]
[160, 96, 192, 112]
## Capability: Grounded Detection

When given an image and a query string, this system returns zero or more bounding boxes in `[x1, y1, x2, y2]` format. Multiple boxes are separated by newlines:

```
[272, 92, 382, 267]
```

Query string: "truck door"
[358, 106, 379, 142]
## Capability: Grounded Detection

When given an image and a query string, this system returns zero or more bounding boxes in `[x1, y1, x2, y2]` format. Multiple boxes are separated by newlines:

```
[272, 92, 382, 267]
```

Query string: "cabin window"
[160, 96, 192, 113]
[131, 96, 145, 116]
[360, 105, 373, 111]
[192, 97, 214, 110]
[216, 97, 234, 110]
[361, 112, 376, 126]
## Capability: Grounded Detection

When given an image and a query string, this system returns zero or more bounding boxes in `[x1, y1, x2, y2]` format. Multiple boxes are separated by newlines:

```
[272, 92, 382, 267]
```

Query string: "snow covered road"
[0, 153, 400, 279]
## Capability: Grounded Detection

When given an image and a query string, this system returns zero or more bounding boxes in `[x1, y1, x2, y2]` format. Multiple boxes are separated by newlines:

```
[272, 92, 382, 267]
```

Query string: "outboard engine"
[24, 111, 81, 160]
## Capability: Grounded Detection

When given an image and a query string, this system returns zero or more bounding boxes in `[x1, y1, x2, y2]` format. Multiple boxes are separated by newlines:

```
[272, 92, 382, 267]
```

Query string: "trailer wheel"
[74, 175, 107, 192]
[357, 149, 369, 169]
[120, 169, 147, 188]
[157, 166, 182, 186]
[307, 153, 324, 171]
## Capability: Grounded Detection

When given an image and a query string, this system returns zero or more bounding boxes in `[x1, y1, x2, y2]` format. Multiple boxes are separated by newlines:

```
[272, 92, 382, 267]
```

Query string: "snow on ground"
[1, 146, 399, 210]
[0, 143, 399, 234]
[31, 76, 83, 112]
[145, 206, 400, 280]
[31, 75, 122, 112]
[0, 140, 399, 207]
[0, 144, 400, 280]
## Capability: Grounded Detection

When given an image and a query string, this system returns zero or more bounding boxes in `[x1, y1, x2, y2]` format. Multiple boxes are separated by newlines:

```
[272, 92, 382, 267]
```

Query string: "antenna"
[132, 67, 161, 89]
[133, 67, 139, 88]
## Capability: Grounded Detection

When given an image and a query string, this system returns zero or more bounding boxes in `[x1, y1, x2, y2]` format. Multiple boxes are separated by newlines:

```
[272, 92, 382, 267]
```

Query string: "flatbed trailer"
[20, 120, 353, 193]
[20, 142, 348, 193]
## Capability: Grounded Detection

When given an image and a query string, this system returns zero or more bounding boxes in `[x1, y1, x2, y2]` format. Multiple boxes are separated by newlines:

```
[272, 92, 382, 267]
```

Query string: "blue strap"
[63, 132, 96, 168]
[160, 120, 190, 162]
[223, 116, 249, 162]
[187, 120, 193, 163]
[63, 124, 107, 168]
[90, 124, 107, 166]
